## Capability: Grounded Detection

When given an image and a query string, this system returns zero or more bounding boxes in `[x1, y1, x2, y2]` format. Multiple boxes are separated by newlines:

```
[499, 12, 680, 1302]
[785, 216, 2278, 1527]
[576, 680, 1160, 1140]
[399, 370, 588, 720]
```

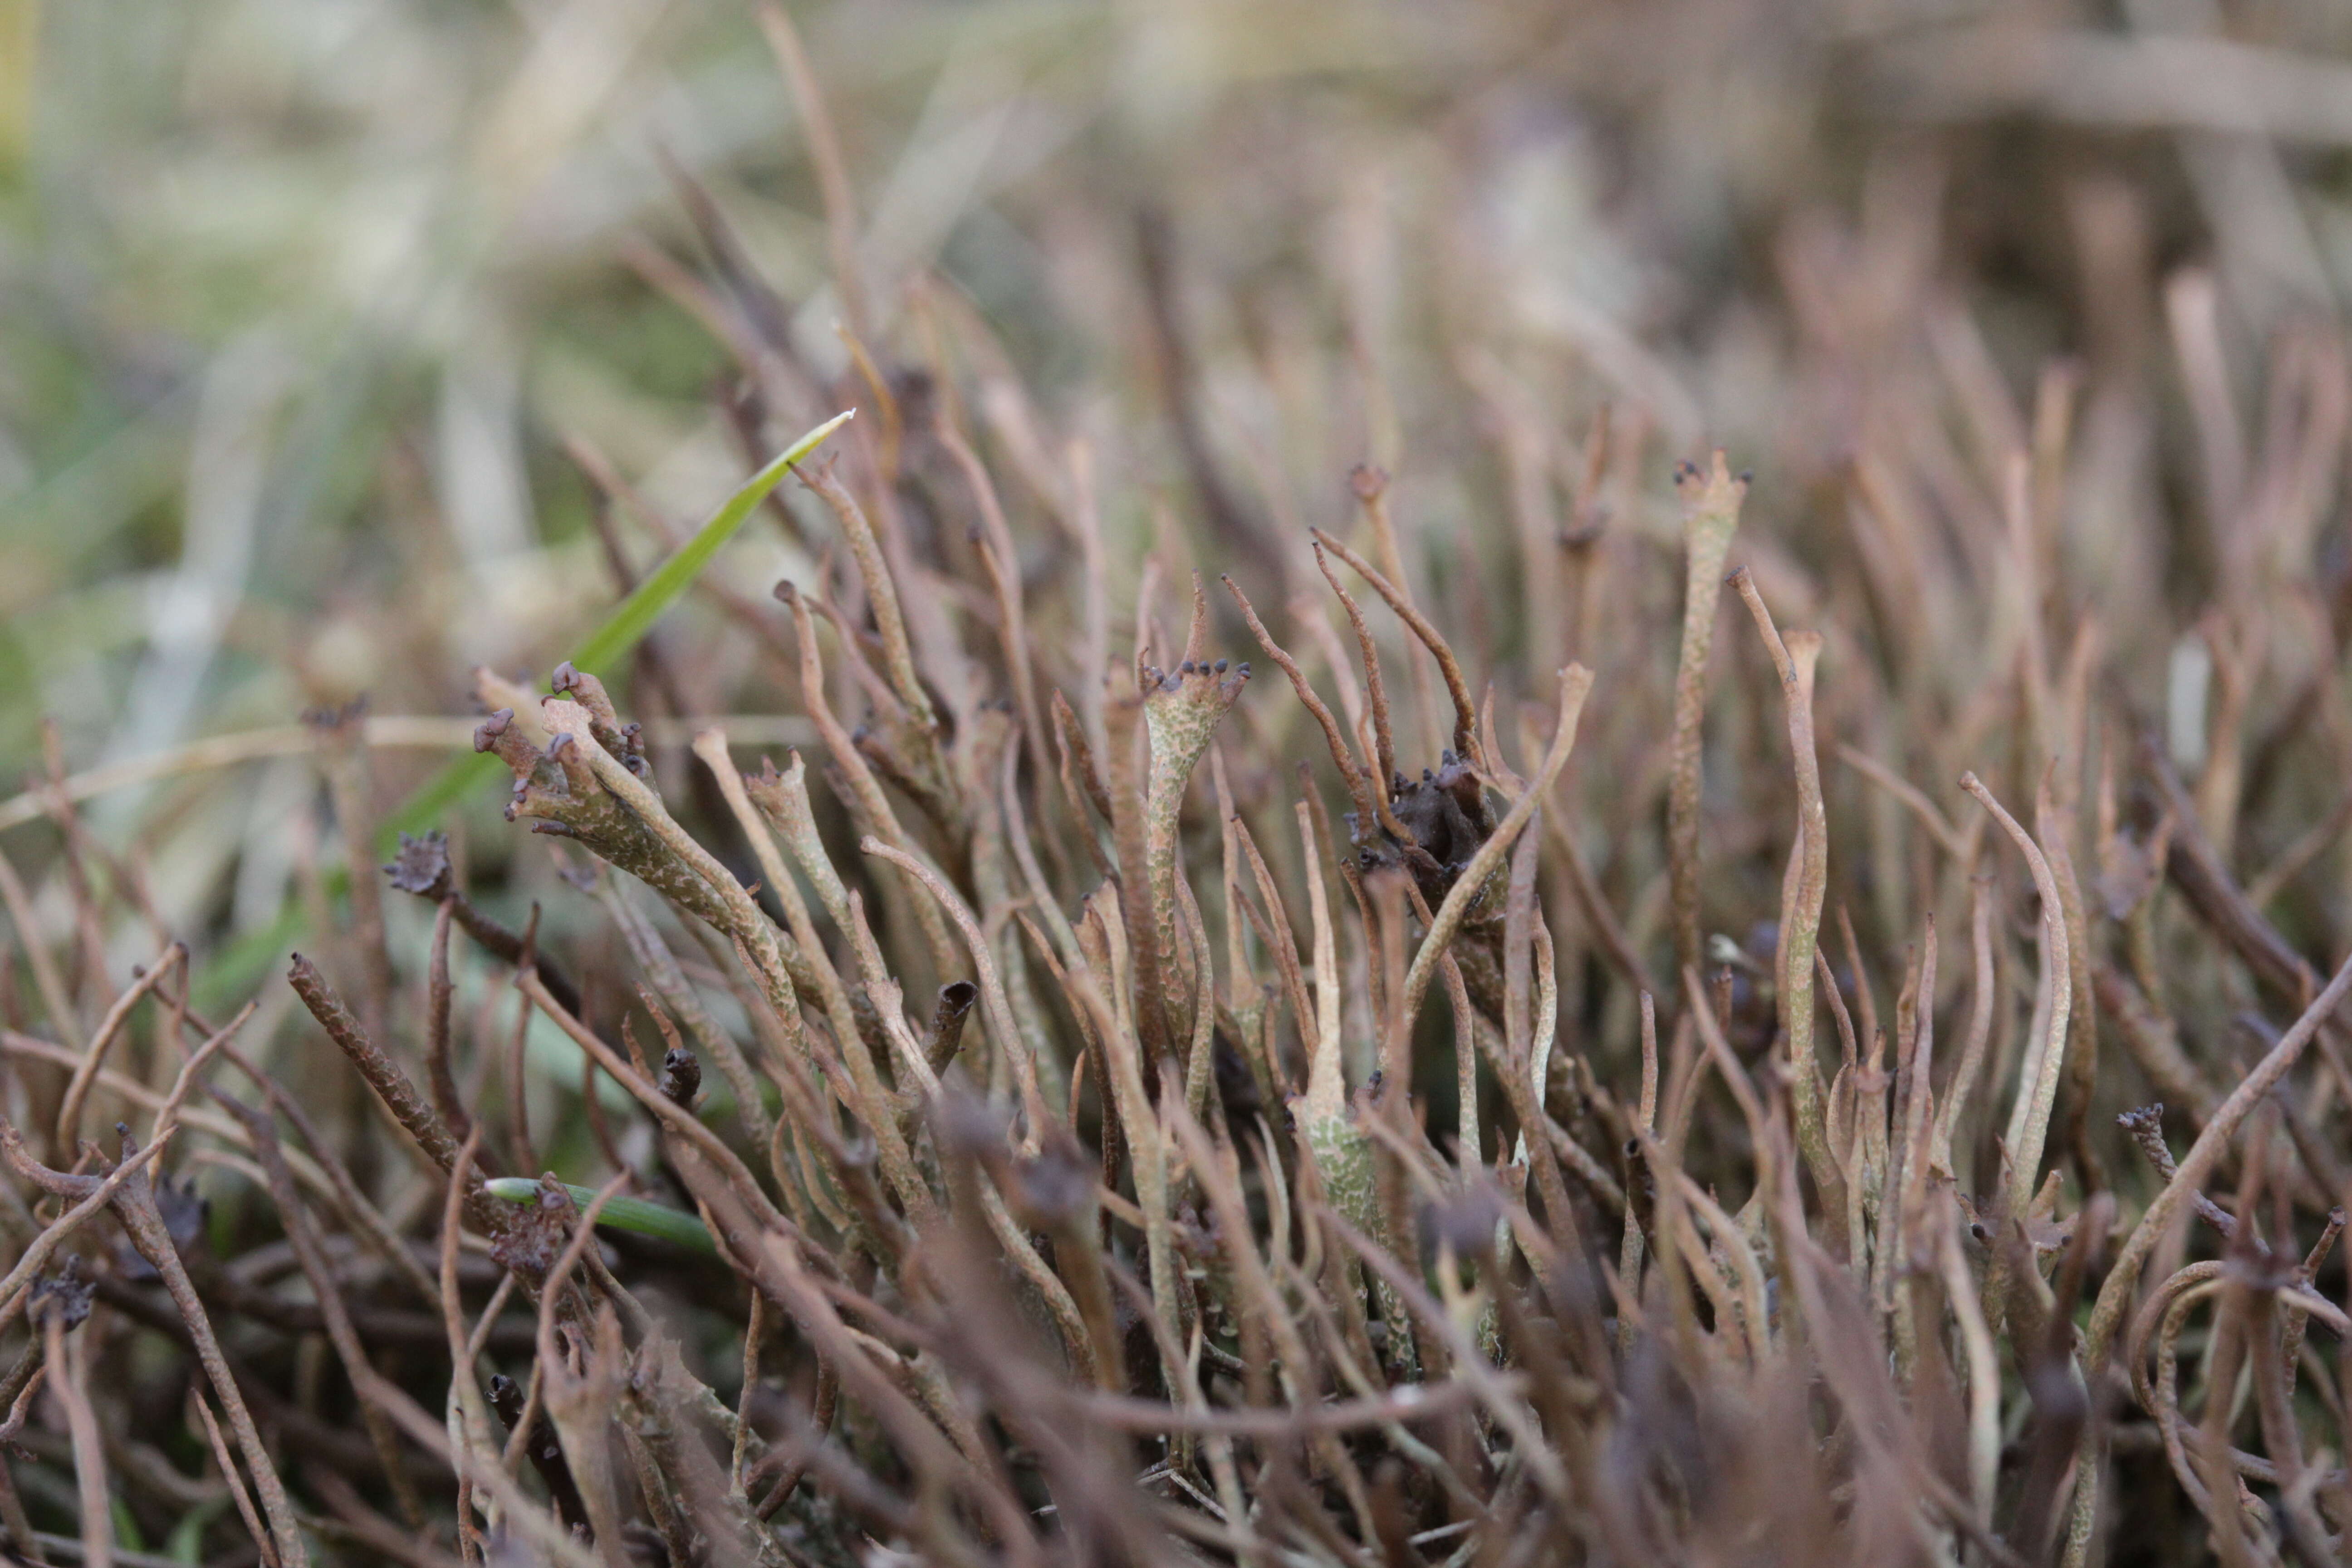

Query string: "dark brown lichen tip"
[385, 829, 454, 896]
[472, 709, 514, 752]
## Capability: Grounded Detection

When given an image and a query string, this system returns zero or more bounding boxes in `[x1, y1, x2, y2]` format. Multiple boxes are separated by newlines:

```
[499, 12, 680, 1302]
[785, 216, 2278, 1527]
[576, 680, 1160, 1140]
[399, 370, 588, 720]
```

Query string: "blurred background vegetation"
[8, 0, 2352, 1094]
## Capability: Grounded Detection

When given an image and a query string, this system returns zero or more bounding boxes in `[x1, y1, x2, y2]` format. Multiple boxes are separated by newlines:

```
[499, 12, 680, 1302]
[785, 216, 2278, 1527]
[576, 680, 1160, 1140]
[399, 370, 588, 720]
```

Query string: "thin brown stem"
[1223, 573, 1381, 834]
[1309, 527, 1482, 769]
[1731, 566, 1838, 1210]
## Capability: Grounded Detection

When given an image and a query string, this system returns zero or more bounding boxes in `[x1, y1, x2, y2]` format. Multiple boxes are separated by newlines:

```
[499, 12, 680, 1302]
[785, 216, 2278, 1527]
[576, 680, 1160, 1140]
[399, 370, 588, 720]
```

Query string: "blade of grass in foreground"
[193, 410, 853, 1011]
[483, 1178, 719, 1255]
[381, 407, 855, 848]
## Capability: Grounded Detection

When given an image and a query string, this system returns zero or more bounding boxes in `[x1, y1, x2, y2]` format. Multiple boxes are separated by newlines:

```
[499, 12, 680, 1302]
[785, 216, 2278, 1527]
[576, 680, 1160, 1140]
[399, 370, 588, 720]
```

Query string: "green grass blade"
[483, 1177, 718, 1255]
[196, 412, 853, 1007]
[568, 406, 855, 676]
[379, 407, 854, 848]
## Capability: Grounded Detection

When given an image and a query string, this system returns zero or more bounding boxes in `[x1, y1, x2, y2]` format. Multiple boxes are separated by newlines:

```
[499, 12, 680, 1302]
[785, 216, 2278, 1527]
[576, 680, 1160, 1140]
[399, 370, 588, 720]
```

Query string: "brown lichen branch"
[53, 940, 184, 1161]
[1, 1002, 244, 1316]
[1956, 771, 2073, 1222]
[860, 835, 1049, 1140]
[1730, 565, 1838, 1206]
[1666, 454, 1747, 977]
[39, 1294, 110, 1568]
[1309, 527, 1483, 770]
[790, 458, 936, 736]
[289, 957, 466, 1176]
[215, 1092, 426, 1528]
[2070, 950, 2352, 1559]
[1138, 644, 1250, 1066]
[1398, 664, 1592, 1035]
[4, 1122, 309, 1568]
[386, 828, 582, 1016]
